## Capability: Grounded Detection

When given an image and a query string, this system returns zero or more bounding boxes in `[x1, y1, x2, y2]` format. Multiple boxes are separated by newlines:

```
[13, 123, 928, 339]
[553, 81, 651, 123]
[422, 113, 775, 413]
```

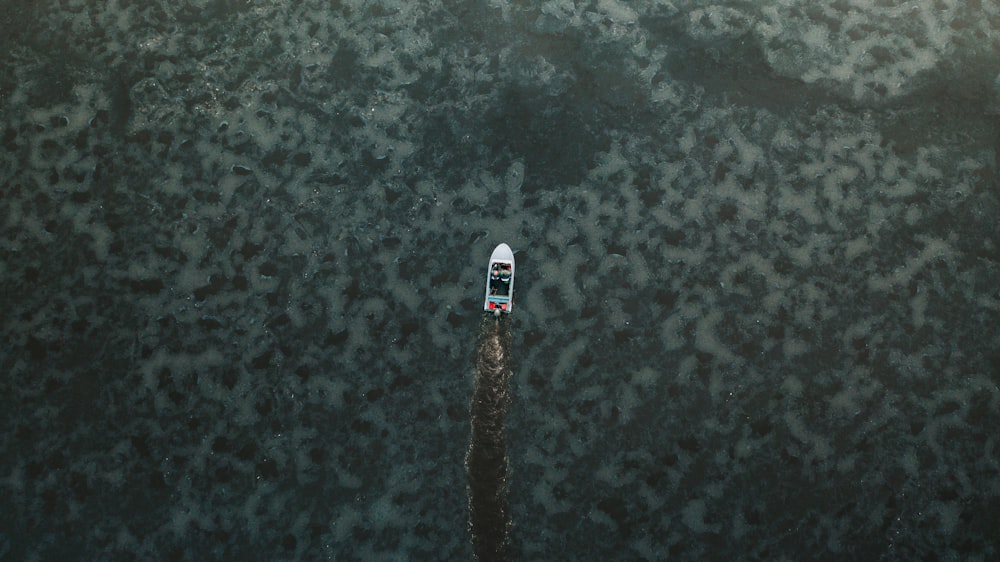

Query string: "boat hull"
[484, 243, 515, 314]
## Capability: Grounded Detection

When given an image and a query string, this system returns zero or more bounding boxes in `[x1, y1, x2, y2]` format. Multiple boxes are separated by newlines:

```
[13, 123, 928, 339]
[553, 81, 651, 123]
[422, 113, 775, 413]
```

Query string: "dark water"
[468, 314, 513, 561]
[2, 0, 999, 560]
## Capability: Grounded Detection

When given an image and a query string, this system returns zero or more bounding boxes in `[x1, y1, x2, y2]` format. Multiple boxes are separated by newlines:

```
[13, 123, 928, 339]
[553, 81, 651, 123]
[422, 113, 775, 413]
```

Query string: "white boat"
[484, 243, 515, 315]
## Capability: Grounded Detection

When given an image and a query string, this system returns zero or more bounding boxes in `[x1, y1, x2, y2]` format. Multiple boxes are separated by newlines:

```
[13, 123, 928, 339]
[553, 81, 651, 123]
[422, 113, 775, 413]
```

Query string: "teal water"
[1, 1, 998, 559]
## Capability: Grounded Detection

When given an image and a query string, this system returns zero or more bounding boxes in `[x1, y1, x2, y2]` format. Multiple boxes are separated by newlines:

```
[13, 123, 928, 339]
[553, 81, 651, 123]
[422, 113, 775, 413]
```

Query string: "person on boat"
[490, 263, 501, 294]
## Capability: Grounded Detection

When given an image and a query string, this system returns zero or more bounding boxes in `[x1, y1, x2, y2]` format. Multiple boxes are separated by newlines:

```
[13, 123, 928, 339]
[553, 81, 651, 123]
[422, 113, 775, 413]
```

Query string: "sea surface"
[2, 0, 999, 560]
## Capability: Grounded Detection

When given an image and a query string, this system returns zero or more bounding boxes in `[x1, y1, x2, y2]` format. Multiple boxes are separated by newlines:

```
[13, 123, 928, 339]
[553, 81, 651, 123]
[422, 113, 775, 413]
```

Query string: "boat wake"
[466, 314, 514, 561]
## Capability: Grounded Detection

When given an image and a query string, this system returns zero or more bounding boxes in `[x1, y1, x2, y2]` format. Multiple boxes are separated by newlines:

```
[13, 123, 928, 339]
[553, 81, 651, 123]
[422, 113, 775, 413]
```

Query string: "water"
[468, 315, 514, 561]
[1, 0, 999, 560]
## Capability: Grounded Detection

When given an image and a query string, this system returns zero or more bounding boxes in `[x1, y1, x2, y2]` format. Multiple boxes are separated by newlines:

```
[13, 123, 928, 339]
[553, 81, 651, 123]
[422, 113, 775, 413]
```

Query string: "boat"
[484, 243, 515, 315]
